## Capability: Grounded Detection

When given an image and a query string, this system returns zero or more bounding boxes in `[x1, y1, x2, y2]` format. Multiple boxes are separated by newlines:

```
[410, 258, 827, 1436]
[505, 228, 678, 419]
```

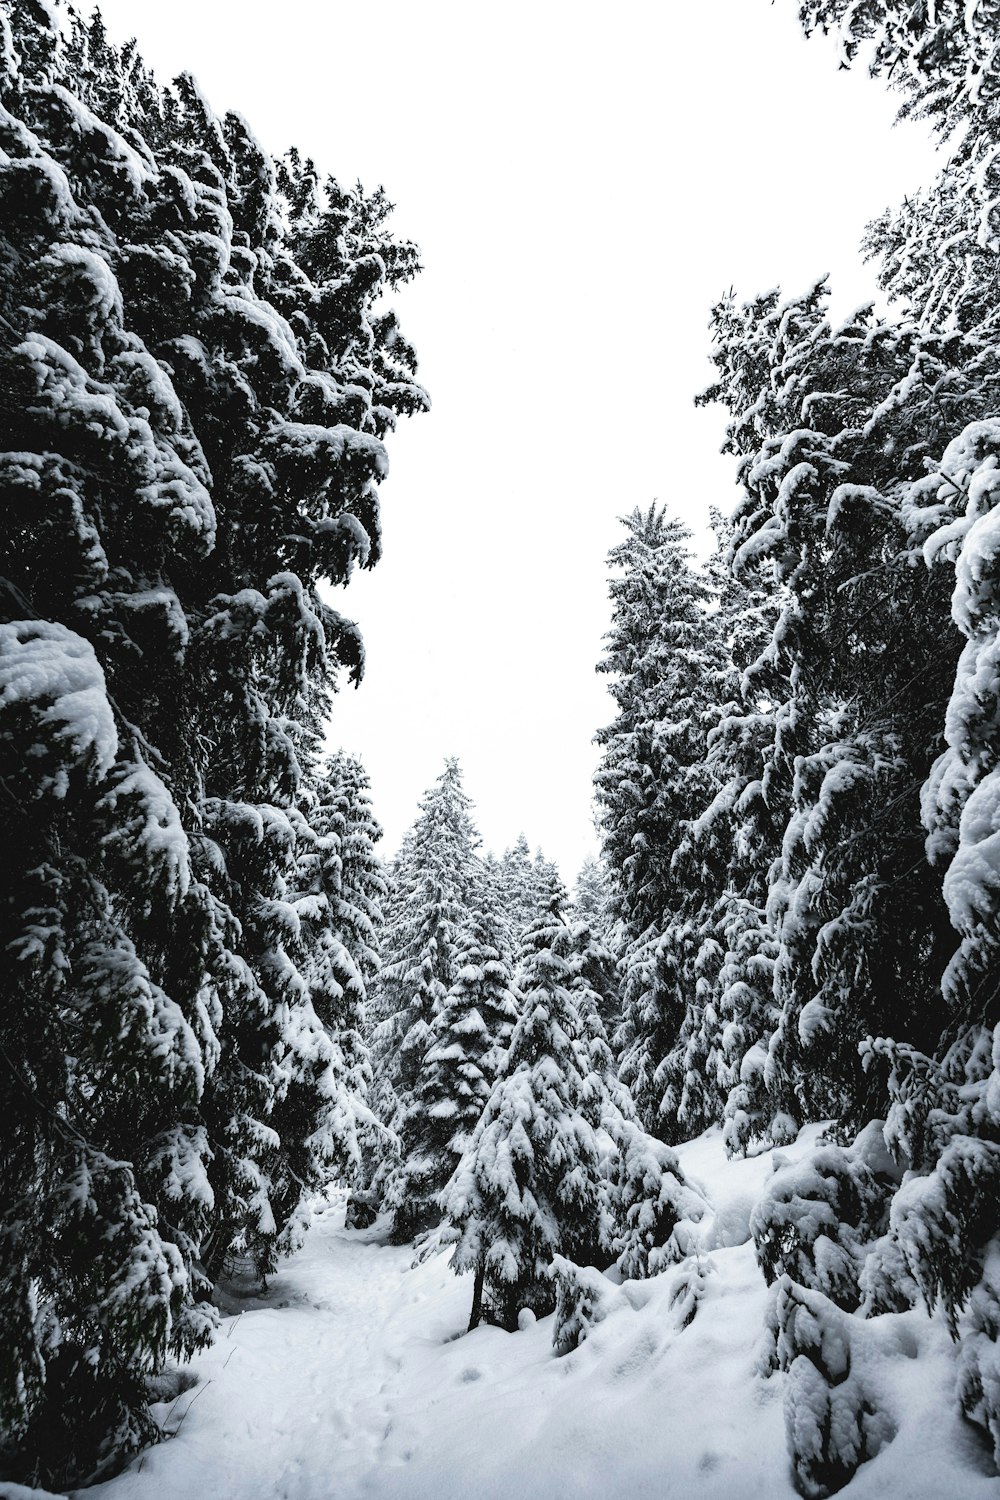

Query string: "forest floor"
[5, 1129, 994, 1500]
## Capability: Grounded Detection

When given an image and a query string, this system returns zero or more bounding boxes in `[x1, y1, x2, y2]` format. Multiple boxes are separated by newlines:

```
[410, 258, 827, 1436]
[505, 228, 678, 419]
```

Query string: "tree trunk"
[468, 1262, 485, 1331]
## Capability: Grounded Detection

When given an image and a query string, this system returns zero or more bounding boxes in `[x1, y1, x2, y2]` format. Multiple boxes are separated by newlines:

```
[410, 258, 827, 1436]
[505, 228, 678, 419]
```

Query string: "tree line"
[588, 3, 1000, 1489]
[0, 0, 423, 1484]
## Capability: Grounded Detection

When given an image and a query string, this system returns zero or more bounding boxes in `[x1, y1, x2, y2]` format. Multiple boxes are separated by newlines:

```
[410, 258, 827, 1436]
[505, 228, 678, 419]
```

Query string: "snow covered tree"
[556, 914, 626, 1134]
[497, 833, 559, 951]
[443, 881, 607, 1330]
[595, 507, 714, 941]
[571, 852, 610, 931]
[594, 505, 724, 1133]
[263, 753, 386, 1248]
[370, 760, 480, 1223]
[318, 750, 385, 1092]
[388, 896, 519, 1243]
[841, 420, 1000, 1464]
[739, 3, 1000, 1478]
[694, 271, 989, 1150]
[0, 4, 424, 1483]
[461, 896, 520, 1086]
[498, 833, 536, 941]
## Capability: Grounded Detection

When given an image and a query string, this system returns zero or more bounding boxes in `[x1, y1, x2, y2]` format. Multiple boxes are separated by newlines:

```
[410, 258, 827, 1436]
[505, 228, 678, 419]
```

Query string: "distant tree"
[571, 853, 611, 930]
[558, 914, 623, 1112]
[389, 895, 519, 1243]
[371, 760, 480, 1223]
[498, 834, 534, 937]
[266, 753, 386, 1247]
[444, 880, 606, 1330]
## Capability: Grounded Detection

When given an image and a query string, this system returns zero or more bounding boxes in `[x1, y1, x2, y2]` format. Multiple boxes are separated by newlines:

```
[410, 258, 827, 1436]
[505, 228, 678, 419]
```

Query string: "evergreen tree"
[388, 897, 519, 1244]
[322, 751, 385, 1093]
[742, 1, 1000, 1476]
[861, 419, 1000, 1464]
[594, 505, 724, 1133]
[557, 914, 626, 1132]
[499, 832, 554, 949]
[266, 752, 386, 1248]
[0, 5, 424, 1482]
[443, 882, 606, 1331]
[695, 272, 990, 1149]
[571, 853, 611, 934]
[370, 760, 480, 1222]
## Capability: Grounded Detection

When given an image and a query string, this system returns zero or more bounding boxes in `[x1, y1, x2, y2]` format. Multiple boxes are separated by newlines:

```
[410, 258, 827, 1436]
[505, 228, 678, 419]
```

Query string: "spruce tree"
[444, 881, 607, 1330]
[370, 759, 480, 1225]
[571, 853, 612, 938]
[264, 754, 385, 1249]
[743, 1, 1000, 1475]
[0, 5, 424, 1482]
[695, 270, 991, 1149]
[389, 898, 519, 1243]
[499, 833, 548, 949]
[594, 505, 723, 1133]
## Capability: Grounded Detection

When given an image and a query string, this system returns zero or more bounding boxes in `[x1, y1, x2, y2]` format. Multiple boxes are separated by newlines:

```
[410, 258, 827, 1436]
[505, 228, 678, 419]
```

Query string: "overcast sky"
[92, 0, 939, 879]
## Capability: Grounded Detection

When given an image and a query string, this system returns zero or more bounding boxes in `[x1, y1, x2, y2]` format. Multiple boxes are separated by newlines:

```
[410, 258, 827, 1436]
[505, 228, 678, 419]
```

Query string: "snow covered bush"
[550, 1257, 619, 1356]
[957, 1251, 1000, 1465]
[0, 2, 423, 1484]
[611, 1120, 706, 1280]
[751, 1125, 897, 1311]
[666, 1255, 717, 1330]
[764, 1277, 894, 1499]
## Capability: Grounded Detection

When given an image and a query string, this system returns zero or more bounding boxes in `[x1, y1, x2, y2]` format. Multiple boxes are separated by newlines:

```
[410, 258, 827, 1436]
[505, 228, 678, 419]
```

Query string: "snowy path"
[86, 1201, 472, 1500]
[72, 1133, 996, 1500]
[82, 1190, 792, 1500]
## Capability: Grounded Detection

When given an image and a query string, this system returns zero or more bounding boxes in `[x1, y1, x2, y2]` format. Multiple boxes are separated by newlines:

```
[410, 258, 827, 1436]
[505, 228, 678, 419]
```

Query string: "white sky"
[92, 0, 939, 879]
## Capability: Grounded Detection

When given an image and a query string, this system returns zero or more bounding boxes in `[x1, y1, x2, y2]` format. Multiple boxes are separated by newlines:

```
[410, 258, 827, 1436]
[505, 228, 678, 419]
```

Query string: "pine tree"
[695, 272, 991, 1149]
[571, 853, 611, 934]
[370, 759, 480, 1226]
[389, 897, 519, 1243]
[594, 505, 724, 1133]
[857, 419, 1000, 1464]
[499, 833, 542, 947]
[264, 753, 386, 1249]
[673, 513, 785, 1154]
[748, 1, 1000, 1475]
[556, 914, 626, 1132]
[443, 881, 607, 1330]
[0, 5, 424, 1482]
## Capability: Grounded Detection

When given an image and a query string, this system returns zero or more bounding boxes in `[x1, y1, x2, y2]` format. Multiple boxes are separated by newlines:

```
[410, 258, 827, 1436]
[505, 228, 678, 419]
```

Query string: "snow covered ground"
[4, 1127, 993, 1500]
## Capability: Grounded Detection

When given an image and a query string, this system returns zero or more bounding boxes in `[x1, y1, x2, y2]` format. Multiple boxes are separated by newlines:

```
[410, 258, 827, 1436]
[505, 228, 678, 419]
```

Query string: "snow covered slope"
[6, 1128, 990, 1500]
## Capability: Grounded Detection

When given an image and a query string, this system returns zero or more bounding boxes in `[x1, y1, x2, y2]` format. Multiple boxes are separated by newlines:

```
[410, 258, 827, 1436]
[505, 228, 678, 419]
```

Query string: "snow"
[42, 242, 124, 327]
[97, 755, 192, 901]
[14, 333, 217, 547]
[15, 1126, 976, 1500]
[0, 618, 118, 794]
